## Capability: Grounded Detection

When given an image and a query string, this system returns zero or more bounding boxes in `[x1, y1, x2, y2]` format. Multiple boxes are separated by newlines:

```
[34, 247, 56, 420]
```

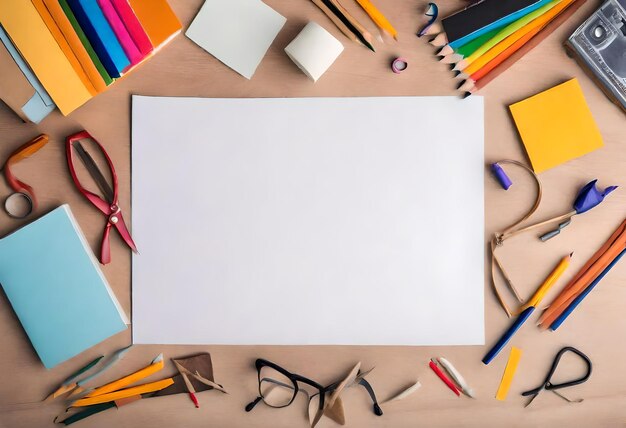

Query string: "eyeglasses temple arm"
[245, 396, 262, 412]
[358, 378, 383, 416]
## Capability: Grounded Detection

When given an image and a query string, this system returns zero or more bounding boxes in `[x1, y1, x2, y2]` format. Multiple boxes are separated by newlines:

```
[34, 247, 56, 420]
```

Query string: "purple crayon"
[491, 163, 512, 190]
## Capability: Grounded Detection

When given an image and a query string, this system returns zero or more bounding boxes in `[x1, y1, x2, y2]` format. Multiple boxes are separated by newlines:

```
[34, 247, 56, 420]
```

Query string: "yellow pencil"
[355, 0, 397, 40]
[70, 378, 174, 407]
[517, 253, 573, 314]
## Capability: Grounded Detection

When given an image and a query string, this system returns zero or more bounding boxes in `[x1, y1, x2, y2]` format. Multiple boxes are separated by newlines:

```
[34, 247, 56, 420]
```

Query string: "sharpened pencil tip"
[428, 36, 437, 43]
[453, 70, 461, 77]
[456, 80, 466, 90]
[462, 91, 471, 99]
[448, 63, 455, 70]
[437, 55, 444, 61]
[570, 252, 574, 257]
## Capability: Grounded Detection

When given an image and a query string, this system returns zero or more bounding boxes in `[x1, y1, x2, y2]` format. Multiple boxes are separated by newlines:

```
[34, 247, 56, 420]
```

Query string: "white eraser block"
[285, 22, 344, 82]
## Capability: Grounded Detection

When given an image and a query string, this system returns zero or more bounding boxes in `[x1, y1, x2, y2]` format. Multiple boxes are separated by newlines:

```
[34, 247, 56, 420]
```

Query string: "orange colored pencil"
[538, 219, 626, 328]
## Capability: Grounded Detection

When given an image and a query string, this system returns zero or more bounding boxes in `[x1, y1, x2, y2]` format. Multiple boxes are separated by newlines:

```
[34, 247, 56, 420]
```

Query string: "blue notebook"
[0, 205, 128, 369]
[66, 0, 130, 77]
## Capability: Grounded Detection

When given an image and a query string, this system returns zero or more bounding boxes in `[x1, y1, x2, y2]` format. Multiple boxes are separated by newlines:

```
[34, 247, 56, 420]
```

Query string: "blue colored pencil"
[550, 248, 626, 331]
[482, 306, 534, 365]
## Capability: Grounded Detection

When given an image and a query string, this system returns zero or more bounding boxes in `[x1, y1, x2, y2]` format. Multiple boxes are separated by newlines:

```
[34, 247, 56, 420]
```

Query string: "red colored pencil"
[429, 359, 461, 396]
[189, 391, 199, 408]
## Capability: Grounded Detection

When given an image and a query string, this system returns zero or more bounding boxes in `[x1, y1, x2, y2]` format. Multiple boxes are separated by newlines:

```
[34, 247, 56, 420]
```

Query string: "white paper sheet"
[185, 0, 286, 79]
[132, 96, 485, 346]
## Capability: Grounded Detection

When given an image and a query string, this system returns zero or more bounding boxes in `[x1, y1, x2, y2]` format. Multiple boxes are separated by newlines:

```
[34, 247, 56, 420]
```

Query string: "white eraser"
[285, 22, 344, 82]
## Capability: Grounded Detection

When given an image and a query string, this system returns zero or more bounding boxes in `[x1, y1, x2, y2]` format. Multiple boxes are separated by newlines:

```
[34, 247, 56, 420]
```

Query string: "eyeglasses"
[245, 359, 382, 427]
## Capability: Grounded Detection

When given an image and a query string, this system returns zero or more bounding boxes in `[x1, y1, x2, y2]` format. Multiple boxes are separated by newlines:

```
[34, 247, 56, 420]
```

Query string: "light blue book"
[0, 205, 128, 369]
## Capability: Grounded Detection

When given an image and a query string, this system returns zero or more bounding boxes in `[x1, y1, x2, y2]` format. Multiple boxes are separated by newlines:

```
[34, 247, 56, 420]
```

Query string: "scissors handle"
[521, 346, 592, 397]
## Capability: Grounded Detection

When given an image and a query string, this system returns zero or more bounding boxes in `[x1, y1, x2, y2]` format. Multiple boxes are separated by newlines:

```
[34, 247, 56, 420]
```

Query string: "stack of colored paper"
[0, 0, 181, 123]
[432, 0, 587, 96]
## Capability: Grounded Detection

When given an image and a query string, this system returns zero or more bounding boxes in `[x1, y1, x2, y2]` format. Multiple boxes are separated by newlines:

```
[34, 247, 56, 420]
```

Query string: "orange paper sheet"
[127, 0, 181, 47]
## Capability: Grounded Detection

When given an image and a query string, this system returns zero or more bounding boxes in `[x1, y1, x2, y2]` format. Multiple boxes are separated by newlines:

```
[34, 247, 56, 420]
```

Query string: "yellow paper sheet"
[509, 78, 603, 173]
[0, 0, 93, 115]
[496, 346, 522, 401]
[30, 0, 97, 96]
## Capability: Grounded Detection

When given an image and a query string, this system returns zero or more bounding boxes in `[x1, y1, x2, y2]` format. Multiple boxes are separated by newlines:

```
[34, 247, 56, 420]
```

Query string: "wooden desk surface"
[1, 1, 626, 427]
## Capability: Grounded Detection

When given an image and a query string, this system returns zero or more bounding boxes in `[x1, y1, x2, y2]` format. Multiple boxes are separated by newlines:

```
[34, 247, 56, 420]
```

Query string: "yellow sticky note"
[0, 0, 93, 115]
[496, 346, 522, 401]
[509, 78, 603, 173]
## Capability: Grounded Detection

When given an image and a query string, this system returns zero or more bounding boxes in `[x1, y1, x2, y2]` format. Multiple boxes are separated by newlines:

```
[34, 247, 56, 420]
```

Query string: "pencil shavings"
[308, 396, 345, 426]
[381, 380, 422, 404]
[308, 362, 363, 427]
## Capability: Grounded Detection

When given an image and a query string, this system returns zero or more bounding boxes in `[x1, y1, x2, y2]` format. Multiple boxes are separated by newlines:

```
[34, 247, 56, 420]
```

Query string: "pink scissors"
[66, 131, 137, 264]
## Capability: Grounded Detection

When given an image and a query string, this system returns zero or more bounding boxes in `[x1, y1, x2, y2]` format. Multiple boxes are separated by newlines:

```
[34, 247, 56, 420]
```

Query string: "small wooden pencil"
[437, 44, 454, 56]
[457, 79, 475, 92]
[439, 53, 463, 64]
[422, 22, 442, 36]
[355, 0, 398, 40]
[313, 0, 375, 51]
[462, 88, 476, 98]
[312, 0, 360, 45]
[428, 32, 447, 47]
[452, 58, 468, 72]
[329, 0, 375, 50]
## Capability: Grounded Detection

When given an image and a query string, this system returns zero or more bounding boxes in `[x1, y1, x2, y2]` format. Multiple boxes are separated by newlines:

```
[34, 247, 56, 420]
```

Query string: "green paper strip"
[58, 0, 114, 85]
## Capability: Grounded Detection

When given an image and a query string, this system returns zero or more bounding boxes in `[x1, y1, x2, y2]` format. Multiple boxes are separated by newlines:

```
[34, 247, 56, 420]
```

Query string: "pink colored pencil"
[98, 0, 143, 65]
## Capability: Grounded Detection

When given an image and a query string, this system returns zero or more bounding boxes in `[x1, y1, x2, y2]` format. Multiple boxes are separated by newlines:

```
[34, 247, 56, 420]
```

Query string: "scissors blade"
[73, 141, 115, 203]
[524, 392, 540, 408]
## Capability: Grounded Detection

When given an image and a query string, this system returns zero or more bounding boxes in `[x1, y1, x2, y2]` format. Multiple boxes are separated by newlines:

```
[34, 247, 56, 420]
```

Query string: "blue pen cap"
[491, 163, 512, 190]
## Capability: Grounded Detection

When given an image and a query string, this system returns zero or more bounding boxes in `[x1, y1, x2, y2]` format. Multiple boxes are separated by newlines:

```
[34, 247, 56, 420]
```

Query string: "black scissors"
[521, 346, 592, 407]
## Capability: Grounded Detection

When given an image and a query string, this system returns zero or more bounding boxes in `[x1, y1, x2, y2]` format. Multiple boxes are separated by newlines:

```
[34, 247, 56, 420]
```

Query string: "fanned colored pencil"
[437, 44, 454, 56]
[453, 0, 563, 71]
[421, 22, 442, 36]
[429, 32, 447, 47]
[355, 0, 398, 40]
[459, 0, 575, 75]
[461, 0, 586, 96]
[439, 53, 463, 64]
